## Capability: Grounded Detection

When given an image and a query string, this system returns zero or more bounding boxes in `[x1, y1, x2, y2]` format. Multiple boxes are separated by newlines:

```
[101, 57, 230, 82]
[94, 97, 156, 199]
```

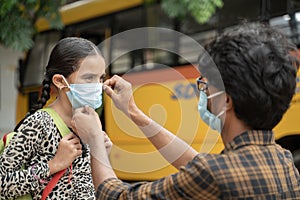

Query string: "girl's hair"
[30, 37, 102, 113]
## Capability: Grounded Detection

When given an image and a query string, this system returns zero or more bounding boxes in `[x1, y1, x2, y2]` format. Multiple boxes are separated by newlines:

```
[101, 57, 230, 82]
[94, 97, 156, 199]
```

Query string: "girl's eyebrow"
[80, 73, 106, 80]
[81, 72, 97, 77]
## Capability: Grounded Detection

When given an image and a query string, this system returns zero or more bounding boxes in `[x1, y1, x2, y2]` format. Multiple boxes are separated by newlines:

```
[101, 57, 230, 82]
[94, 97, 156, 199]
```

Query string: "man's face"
[197, 76, 225, 115]
[197, 75, 226, 119]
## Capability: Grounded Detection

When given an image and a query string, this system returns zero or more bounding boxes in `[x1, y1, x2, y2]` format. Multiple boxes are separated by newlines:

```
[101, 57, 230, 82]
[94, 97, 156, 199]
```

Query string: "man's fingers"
[103, 85, 114, 98]
[104, 75, 118, 88]
[110, 75, 121, 84]
[104, 75, 123, 98]
[83, 105, 94, 114]
[103, 79, 112, 87]
[73, 105, 91, 116]
[74, 106, 85, 114]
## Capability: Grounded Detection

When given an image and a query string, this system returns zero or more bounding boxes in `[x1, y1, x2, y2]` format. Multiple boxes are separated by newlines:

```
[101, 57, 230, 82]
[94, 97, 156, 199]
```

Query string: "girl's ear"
[52, 74, 67, 90]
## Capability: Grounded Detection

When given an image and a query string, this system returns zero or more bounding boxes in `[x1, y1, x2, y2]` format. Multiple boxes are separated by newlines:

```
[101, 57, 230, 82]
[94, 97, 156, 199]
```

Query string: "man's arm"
[95, 155, 220, 200]
[103, 75, 197, 169]
[71, 106, 219, 200]
[89, 135, 116, 187]
[71, 106, 117, 187]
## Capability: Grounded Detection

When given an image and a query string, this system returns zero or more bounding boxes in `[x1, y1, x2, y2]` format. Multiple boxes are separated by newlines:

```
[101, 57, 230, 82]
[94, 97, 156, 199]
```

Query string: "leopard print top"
[0, 109, 95, 199]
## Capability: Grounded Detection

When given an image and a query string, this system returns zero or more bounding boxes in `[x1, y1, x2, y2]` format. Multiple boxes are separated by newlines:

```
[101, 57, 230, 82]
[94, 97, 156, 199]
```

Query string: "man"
[72, 24, 300, 199]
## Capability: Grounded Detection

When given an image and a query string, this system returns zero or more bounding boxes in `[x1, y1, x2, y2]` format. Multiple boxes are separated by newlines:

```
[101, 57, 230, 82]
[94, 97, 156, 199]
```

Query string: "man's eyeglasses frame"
[196, 76, 208, 91]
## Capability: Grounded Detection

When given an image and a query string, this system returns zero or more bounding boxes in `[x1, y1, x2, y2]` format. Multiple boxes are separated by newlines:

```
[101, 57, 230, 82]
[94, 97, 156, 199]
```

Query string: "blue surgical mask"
[198, 90, 225, 133]
[62, 76, 103, 109]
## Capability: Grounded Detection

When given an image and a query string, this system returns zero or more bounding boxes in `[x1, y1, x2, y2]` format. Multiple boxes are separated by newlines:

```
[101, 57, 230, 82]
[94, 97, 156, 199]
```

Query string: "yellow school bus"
[16, 0, 300, 180]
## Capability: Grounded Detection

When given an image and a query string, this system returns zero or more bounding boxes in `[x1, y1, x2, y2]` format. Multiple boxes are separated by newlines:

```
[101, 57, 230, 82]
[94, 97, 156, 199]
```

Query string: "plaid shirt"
[96, 130, 300, 199]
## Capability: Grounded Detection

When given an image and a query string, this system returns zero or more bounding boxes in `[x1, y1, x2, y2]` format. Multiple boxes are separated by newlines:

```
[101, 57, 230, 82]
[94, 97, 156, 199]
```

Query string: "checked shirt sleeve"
[96, 155, 220, 200]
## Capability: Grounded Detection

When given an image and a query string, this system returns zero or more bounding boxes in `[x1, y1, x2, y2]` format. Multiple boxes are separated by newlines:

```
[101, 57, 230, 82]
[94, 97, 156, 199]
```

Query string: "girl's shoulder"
[17, 109, 54, 131]
[27, 109, 53, 123]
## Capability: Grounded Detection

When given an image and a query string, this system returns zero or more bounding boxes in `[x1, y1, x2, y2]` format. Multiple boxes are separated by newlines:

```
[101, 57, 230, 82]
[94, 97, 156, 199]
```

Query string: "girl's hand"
[48, 133, 82, 175]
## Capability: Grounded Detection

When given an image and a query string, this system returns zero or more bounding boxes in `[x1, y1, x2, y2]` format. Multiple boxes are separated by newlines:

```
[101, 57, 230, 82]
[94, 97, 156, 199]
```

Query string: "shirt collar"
[223, 130, 275, 153]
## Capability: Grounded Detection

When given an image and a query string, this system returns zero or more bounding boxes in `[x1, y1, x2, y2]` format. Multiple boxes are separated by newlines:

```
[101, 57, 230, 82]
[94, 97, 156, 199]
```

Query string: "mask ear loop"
[216, 110, 225, 118]
[207, 90, 225, 99]
[61, 75, 71, 89]
[207, 90, 226, 122]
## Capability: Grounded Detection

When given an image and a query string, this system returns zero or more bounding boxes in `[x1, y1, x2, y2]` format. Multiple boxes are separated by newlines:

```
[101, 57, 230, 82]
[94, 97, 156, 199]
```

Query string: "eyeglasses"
[196, 76, 208, 91]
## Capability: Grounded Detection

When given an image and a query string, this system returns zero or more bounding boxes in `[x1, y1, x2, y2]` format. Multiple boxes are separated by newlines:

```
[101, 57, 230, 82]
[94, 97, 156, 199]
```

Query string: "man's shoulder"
[188, 148, 300, 198]
[193, 152, 229, 163]
[191, 151, 252, 173]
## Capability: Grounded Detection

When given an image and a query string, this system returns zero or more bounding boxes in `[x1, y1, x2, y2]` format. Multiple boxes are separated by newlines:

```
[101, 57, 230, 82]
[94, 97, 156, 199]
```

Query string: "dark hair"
[202, 23, 299, 129]
[30, 37, 102, 113]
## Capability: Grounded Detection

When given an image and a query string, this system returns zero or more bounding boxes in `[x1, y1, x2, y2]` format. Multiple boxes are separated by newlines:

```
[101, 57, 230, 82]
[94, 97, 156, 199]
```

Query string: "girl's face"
[68, 54, 106, 84]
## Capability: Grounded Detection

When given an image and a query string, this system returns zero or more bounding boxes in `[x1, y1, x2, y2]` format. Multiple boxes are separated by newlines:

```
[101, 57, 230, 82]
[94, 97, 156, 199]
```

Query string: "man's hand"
[72, 107, 117, 187]
[72, 106, 113, 154]
[71, 106, 103, 145]
[103, 75, 136, 116]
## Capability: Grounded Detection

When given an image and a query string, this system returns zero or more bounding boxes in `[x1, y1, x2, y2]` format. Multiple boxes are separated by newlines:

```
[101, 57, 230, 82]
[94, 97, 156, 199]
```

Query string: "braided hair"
[30, 37, 101, 113]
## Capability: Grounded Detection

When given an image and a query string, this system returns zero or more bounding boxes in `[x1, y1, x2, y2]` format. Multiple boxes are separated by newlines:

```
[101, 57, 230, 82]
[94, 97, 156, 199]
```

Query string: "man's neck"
[221, 114, 250, 145]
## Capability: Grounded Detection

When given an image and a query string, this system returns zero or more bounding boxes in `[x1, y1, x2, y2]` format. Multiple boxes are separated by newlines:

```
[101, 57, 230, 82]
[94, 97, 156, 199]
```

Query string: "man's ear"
[225, 94, 233, 111]
[52, 74, 67, 90]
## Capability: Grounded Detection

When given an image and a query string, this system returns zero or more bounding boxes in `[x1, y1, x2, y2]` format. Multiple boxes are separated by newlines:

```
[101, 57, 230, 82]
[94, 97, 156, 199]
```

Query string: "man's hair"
[203, 23, 299, 130]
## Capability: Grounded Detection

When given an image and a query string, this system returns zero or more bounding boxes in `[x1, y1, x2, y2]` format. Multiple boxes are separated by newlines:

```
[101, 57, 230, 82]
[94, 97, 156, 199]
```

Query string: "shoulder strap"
[1, 132, 11, 154]
[41, 168, 67, 200]
[40, 108, 71, 199]
[3, 132, 15, 147]
[41, 108, 70, 137]
[0, 132, 17, 154]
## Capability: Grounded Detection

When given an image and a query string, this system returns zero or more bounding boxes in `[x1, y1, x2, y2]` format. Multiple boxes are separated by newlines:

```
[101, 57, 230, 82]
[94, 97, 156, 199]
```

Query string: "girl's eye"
[86, 77, 94, 81]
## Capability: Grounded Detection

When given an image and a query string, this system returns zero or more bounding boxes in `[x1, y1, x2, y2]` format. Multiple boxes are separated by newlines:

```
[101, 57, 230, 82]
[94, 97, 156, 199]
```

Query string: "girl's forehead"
[77, 55, 105, 73]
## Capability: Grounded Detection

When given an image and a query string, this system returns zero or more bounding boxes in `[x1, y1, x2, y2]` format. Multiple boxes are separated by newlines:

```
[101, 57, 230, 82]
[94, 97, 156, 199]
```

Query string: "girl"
[0, 37, 107, 199]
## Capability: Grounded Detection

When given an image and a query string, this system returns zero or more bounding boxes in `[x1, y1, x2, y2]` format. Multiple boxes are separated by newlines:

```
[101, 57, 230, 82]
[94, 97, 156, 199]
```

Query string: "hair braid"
[30, 76, 51, 114]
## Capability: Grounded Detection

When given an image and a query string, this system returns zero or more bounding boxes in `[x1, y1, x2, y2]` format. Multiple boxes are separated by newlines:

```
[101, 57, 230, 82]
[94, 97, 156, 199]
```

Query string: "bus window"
[64, 15, 110, 44]
[178, 30, 218, 65]
[22, 32, 61, 88]
[111, 52, 132, 74]
[109, 4, 182, 74]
